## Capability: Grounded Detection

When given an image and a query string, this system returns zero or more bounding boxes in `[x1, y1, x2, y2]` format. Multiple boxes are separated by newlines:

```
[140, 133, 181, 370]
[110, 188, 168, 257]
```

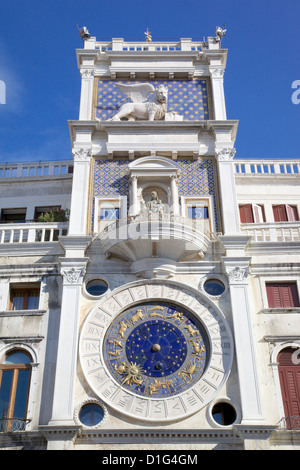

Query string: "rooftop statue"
[109, 83, 168, 121]
[216, 25, 226, 42]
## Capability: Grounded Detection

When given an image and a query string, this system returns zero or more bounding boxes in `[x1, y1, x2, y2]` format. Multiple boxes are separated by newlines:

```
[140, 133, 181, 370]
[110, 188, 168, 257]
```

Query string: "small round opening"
[204, 279, 225, 296]
[212, 402, 236, 426]
[78, 403, 105, 427]
[86, 279, 108, 297]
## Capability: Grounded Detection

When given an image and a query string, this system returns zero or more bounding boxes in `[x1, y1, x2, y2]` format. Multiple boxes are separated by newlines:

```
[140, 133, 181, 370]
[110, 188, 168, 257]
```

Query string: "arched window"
[278, 347, 300, 430]
[0, 350, 32, 431]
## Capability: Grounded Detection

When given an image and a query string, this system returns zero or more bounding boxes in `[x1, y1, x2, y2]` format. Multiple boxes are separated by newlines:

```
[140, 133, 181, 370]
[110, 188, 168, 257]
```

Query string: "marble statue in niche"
[141, 187, 168, 214]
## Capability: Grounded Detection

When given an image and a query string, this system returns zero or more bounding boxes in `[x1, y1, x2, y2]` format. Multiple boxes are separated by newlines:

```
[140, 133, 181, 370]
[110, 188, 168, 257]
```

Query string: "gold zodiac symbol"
[146, 379, 173, 396]
[118, 320, 128, 338]
[129, 308, 144, 325]
[184, 324, 200, 337]
[178, 361, 197, 383]
[189, 340, 206, 355]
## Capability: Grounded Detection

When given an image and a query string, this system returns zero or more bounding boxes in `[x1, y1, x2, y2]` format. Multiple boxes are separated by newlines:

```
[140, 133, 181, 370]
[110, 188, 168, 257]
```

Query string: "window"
[1, 208, 27, 223]
[273, 205, 299, 222]
[266, 282, 300, 308]
[34, 206, 61, 221]
[187, 206, 209, 220]
[204, 279, 226, 296]
[181, 196, 215, 232]
[211, 402, 237, 426]
[9, 286, 40, 311]
[278, 347, 300, 429]
[0, 350, 32, 431]
[100, 208, 120, 221]
[94, 197, 127, 233]
[79, 403, 105, 427]
[239, 204, 265, 223]
[85, 279, 108, 297]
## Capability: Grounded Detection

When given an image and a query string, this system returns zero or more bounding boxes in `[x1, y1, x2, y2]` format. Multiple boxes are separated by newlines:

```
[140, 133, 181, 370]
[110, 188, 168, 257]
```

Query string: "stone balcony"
[95, 213, 212, 268]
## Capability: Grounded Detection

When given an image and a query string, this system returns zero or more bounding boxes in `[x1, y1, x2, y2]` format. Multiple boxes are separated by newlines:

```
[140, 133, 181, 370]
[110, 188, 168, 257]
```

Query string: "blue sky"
[0, 0, 299, 162]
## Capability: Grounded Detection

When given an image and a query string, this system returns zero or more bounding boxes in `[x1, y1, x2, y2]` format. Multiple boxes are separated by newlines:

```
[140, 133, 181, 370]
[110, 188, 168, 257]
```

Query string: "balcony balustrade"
[0, 222, 69, 244]
[0, 161, 73, 179]
[240, 221, 300, 243]
[235, 159, 300, 176]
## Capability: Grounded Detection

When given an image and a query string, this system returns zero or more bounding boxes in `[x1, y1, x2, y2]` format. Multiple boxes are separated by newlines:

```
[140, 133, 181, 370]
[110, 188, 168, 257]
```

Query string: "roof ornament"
[216, 25, 227, 42]
[76, 25, 91, 40]
[144, 28, 152, 42]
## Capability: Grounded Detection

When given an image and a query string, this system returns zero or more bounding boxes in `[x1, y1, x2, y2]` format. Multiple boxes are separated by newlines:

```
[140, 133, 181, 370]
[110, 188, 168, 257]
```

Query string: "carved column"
[223, 258, 264, 424]
[48, 259, 88, 431]
[129, 175, 139, 216]
[209, 66, 227, 120]
[216, 148, 241, 234]
[170, 175, 180, 215]
[69, 147, 92, 235]
[79, 68, 94, 120]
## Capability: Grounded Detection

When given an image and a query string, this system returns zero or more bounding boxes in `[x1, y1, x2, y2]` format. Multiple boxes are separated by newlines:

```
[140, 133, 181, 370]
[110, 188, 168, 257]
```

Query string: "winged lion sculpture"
[109, 83, 168, 121]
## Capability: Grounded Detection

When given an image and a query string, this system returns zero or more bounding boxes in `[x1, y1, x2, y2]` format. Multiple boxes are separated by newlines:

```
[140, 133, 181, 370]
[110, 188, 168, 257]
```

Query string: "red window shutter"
[278, 348, 300, 429]
[266, 283, 300, 308]
[252, 204, 264, 223]
[273, 205, 288, 222]
[266, 284, 282, 307]
[239, 204, 254, 223]
[286, 205, 299, 222]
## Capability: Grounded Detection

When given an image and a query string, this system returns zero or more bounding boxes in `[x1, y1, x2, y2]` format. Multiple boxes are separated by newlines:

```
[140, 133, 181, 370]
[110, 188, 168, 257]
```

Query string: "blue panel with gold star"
[103, 301, 209, 398]
[92, 158, 220, 231]
[95, 79, 210, 121]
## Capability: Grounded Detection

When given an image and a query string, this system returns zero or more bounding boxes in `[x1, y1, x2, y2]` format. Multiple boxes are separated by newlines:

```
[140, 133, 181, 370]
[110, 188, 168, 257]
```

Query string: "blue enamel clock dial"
[103, 302, 209, 398]
[125, 320, 188, 377]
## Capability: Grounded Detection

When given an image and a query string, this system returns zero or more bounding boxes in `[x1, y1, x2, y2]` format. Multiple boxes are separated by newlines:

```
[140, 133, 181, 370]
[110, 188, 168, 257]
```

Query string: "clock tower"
[44, 28, 272, 450]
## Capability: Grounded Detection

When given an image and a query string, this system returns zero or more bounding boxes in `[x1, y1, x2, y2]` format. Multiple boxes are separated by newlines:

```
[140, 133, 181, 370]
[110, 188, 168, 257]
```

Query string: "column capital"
[60, 258, 89, 286]
[222, 256, 251, 285]
[216, 147, 236, 162]
[72, 147, 92, 162]
[80, 68, 95, 79]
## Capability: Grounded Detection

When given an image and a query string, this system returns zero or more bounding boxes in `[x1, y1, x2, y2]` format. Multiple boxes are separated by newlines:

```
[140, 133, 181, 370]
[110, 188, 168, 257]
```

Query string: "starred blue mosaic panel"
[93, 158, 219, 231]
[95, 79, 210, 121]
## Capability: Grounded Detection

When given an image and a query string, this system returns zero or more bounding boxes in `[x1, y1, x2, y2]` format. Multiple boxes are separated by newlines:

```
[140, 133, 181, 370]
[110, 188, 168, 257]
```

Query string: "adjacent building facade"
[0, 31, 299, 450]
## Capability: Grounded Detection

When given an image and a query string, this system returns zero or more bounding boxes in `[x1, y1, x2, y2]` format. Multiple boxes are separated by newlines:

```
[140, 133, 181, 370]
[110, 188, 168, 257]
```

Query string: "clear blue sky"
[0, 0, 299, 163]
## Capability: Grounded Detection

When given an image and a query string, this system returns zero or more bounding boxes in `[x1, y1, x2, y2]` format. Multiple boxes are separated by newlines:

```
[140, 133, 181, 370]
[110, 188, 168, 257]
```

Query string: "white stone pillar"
[79, 69, 94, 120]
[48, 259, 88, 427]
[209, 66, 227, 120]
[68, 147, 92, 235]
[216, 148, 241, 234]
[170, 175, 180, 215]
[223, 257, 264, 424]
[129, 176, 139, 216]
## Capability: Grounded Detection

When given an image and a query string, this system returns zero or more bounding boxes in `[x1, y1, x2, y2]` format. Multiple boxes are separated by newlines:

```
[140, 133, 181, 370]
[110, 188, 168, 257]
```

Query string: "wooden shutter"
[266, 283, 300, 308]
[239, 204, 254, 223]
[252, 204, 264, 223]
[273, 205, 288, 222]
[278, 348, 300, 429]
[286, 205, 299, 222]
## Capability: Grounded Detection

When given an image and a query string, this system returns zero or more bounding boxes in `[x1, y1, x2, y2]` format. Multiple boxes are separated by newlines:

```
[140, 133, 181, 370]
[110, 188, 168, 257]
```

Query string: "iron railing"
[0, 418, 31, 432]
[278, 416, 300, 430]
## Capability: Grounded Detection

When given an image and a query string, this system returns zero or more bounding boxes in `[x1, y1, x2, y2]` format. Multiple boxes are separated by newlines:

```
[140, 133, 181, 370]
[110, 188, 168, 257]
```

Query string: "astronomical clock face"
[80, 282, 233, 423]
[104, 302, 209, 398]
